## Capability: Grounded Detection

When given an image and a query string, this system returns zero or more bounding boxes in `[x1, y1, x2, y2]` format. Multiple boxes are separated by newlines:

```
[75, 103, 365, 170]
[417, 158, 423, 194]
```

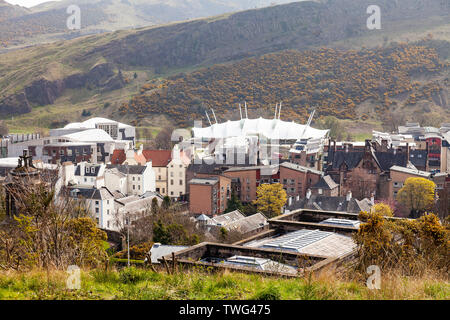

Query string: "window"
[283, 179, 288, 184]
[171, 180, 174, 185]
[86, 167, 89, 173]
[138, 185, 141, 190]
[91, 167, 95, 174]
[67, 149, 72, 156]
[180, 180, 183, 185]
[107, 200, 109, 205]
[60, 150, 64, 156]
[43, 149, 48, 156]
[107, 221, 110, 228]
[319, 188, 323, 195]
[95, 201, 99, 205]
[95, 208, 99, 214]
[133, 185, 135, 190]
[107, 210, 110, 215]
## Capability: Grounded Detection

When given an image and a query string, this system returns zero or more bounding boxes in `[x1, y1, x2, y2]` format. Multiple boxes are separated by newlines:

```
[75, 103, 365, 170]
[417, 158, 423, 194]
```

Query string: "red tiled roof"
[111, 149, 126, 165]
[134, 153, 147, 166]
[142, 150, 172, 167]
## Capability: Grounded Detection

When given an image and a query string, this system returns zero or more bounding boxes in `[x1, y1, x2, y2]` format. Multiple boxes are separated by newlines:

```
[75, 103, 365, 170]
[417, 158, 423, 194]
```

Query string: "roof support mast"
[274, 103, 278, 119]
[239, 104, 243, 120]
[211, 109, 218, 124]
[300, 109, 316, 139]
[245, 101, 248, 119]
[278, 102, 282, 120]
[205, 111, 212, 126]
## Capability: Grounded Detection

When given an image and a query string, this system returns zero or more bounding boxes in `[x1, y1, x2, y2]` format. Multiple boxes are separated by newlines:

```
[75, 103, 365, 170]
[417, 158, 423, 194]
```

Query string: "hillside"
[117, 43, 449, 126]
[0, 0, 449, 132]
[0, 0, 297, 49]
[0, 0, 28, 21]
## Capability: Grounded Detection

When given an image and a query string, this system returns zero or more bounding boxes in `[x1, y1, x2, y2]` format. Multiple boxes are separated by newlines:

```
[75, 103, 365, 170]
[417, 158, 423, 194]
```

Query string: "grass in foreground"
[0, 267, 448, 300]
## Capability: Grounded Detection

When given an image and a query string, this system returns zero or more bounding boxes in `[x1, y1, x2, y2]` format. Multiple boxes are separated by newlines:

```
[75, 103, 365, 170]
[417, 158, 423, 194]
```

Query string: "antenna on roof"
[244, 101, 248, 119]
[278, 102, 282, 120]
[239, 104, 243, 120]
[205, 110, 212, 126]
[211, 109, 218, 124]
[274, 103, 278, 119]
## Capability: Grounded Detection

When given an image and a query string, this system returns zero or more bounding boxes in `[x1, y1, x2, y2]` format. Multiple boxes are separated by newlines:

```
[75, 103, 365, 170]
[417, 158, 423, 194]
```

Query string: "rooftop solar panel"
[261, 230, 332, 252]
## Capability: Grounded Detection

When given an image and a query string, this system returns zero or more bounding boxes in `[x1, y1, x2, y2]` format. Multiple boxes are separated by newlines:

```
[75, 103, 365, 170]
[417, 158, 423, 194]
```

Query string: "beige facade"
[168, 160, 187, 199]
[155, 166, 168, 196]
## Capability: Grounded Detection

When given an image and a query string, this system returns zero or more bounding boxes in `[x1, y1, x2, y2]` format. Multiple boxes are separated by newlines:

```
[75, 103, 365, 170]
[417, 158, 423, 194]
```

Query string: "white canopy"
[192, 118, 329, 140]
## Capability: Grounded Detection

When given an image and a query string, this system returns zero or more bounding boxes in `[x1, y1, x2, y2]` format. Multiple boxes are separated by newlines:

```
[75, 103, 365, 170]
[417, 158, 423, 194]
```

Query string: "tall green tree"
[225, 191, 244, 213]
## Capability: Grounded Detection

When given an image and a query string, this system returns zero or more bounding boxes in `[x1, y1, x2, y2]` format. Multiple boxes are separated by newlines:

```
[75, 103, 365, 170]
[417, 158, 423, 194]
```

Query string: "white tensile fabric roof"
[192, 118, 329, 140]
[62, 129, 114, 142]
[64, 117, 132, 129]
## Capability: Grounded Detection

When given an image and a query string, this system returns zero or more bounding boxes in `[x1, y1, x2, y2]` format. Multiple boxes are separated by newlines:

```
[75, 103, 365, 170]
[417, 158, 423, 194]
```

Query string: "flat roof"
[189, 177, 219, 185]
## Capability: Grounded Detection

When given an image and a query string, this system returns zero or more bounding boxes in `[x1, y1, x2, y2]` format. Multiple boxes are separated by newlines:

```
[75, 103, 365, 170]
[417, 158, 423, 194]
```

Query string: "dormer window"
[86, 167, 89, 173]
[91, 167, 95, 174]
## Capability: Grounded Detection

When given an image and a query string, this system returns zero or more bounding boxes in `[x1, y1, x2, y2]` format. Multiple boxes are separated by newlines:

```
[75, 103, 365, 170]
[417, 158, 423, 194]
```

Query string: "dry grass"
[0, 266, 448, 300]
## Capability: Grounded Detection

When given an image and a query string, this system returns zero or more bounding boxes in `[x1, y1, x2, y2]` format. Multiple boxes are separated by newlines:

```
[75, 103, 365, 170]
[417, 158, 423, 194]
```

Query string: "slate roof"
[75, 164, 103, 177]
[223, 213, 268, 234]
[311, 175, 338, 190]
[327, 148, 409, 172]
[409, 150, 428, 168]
[374, 151, 408, 171]
[211, 210, 246, 226]
[327, 150, 364, 170]
[106, 164, 147, 175]
[69, 186, 115, 200]
[287, 195, 372, 213]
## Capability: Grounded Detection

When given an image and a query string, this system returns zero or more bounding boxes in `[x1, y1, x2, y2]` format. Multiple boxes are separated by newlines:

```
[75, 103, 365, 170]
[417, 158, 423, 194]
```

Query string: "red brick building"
[189, 177, 225, 216]
[325, 140, 410, 200]
[279, 162, 323, 199]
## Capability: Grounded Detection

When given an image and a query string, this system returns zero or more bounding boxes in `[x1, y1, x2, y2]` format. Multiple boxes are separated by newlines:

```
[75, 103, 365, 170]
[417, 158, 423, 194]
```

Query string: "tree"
[162, 196, 171, 210]
[151, 197, 159, 215]
[397, 178, 436, 218]
[225, 191, 243, 213]
[315, 116, 346, 141]
[153, 126, 174, 150]
[0, 177, 107, 270]
[371, 203, 393, 217]
[0, 120, 9, 137]
[253, 184, 287, 218]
